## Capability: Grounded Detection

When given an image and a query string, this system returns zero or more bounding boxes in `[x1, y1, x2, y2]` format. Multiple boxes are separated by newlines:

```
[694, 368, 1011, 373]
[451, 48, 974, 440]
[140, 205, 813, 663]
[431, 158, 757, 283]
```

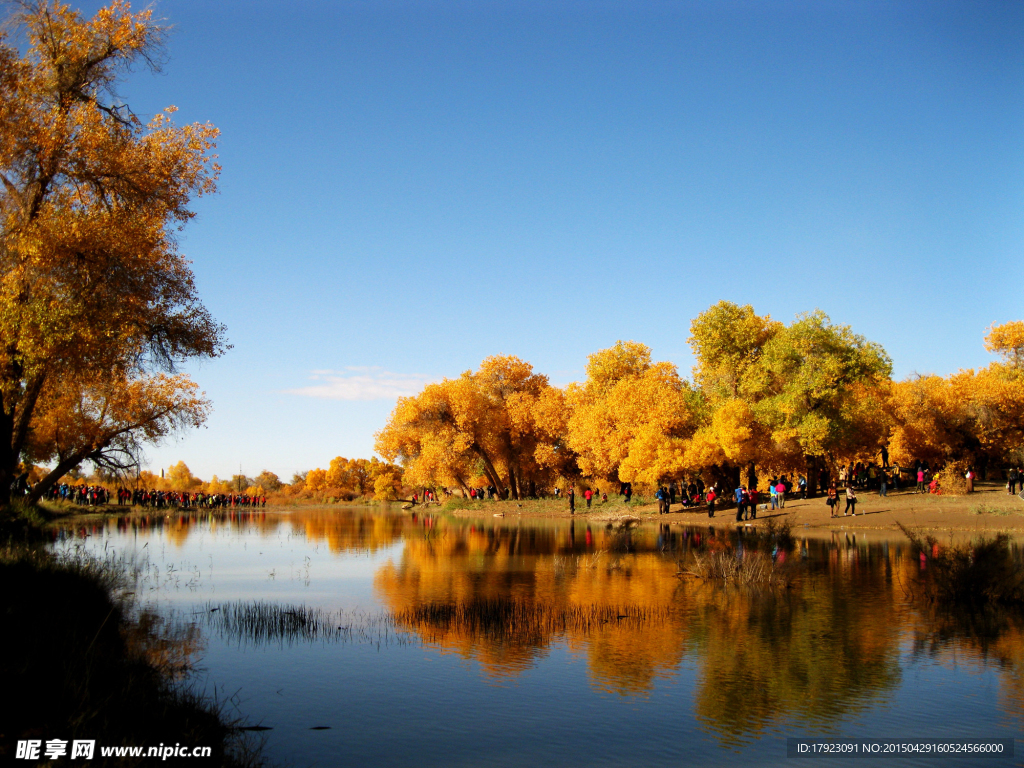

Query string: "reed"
[0, 544, 266, 767]
[393, 598, 669, 640]
[192, 601, 416, 648]
[686, 550, 789, 587]
[190, 597, 667, 648]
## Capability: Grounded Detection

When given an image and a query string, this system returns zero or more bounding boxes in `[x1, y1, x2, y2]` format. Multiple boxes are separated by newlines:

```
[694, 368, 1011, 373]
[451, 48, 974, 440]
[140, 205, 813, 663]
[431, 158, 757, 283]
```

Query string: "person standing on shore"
[569, 486, 575, 515]
[707, 487, 716, 518]
[1010, 468, 1020, 495]
[828, 484, 838, 517]
[966, 469, 975, 494]
[775, 479, 786, 509]
[844, 484, 857, 516]
[584, 488, 593, 509]
[879, 471, 888, 497]
[735, 485, 745, 522]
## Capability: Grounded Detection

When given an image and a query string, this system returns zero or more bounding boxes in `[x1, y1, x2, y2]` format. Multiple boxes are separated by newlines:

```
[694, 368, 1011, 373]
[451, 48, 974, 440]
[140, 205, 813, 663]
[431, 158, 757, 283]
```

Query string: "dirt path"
[446, 482, 1024, 535]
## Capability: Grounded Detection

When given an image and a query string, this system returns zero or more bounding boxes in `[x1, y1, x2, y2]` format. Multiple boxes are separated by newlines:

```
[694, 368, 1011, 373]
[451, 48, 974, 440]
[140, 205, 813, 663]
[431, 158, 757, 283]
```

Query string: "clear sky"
[74, 0, 1023, 482]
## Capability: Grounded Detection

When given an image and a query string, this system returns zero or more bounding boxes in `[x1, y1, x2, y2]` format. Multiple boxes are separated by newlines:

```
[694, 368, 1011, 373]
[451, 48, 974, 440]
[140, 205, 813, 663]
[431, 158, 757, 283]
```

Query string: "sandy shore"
[446, 482, 1024, 535]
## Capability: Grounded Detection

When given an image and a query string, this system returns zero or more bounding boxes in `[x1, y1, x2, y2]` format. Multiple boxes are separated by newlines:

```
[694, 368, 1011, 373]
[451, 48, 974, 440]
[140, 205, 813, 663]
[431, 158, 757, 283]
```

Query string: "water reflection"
[56, 507, 1024, 749]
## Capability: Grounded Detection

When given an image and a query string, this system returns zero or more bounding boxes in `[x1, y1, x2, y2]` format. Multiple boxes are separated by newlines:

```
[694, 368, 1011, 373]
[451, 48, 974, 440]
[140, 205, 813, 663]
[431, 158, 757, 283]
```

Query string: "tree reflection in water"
[65, 508, 1024, 740]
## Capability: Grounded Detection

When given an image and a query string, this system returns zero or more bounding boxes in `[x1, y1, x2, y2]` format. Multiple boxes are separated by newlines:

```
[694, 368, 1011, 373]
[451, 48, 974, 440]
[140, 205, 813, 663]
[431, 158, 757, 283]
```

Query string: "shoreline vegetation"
[0, 512, 268, 766]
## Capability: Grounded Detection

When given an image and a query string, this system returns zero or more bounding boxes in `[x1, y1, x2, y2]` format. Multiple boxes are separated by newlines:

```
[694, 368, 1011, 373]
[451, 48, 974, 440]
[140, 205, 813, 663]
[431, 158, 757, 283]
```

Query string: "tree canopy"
[378, 310, 1024, 496]
[0, 1, 226, 503]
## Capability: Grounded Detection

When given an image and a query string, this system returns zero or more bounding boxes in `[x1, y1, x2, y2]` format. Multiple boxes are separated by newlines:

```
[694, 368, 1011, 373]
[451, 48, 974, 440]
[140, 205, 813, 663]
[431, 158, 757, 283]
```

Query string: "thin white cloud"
[285, 369, 434, 401]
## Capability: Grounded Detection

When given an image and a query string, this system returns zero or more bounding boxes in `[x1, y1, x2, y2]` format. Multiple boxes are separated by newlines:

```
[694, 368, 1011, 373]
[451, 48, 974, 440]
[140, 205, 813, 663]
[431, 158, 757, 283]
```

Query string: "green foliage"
[441, 497, 482, 512]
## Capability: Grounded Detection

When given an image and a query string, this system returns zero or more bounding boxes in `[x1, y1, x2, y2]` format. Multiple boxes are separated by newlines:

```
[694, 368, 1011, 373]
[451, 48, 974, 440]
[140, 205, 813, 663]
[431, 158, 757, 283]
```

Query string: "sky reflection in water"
[56, 507, 1024, 766]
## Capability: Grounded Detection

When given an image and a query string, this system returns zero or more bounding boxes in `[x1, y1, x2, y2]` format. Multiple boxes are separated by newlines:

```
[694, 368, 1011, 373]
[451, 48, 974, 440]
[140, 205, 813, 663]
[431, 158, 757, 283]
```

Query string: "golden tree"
[748, 310, 891, 489]
[985, 321, 1024, 370]
[566, 341, 696, 489]
[688, 303, 782, 486]
[0, 1, 225, 505]
[888, 324, 1024, 476]
[376, 356, 567, 498]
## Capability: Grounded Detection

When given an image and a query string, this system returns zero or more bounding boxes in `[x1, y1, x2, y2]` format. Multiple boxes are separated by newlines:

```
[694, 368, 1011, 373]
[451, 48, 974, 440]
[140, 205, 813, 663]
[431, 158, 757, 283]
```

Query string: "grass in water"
[686, 550, 790, 586]
[189, 598, 668, 649]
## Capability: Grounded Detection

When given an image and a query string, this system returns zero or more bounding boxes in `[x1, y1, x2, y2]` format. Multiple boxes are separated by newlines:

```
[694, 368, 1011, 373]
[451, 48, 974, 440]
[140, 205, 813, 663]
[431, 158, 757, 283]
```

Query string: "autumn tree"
[889, 322, 1024, 476]
[985, 321, 1024, 371]
[0, 1, 225, 506]
[687, 304, 891, 493]
[746, 311, 891, 492]
[165, 460, 201, 492]
[688, 303, 781, 487]
[376, 356, 568, 499]
[254, 470, 282, 492]
[21, 372, 209, 500]
[566, 341, 696, 489]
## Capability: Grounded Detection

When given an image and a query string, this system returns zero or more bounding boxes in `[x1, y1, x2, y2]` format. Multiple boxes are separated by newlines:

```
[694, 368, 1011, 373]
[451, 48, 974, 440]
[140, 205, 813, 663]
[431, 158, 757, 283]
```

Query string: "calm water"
[55, 507, 1024, 767]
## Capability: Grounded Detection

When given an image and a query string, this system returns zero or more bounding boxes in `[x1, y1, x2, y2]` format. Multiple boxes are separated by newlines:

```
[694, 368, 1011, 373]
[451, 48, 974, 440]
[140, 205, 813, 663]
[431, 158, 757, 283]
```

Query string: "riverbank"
[14, 481, 1024, 537]
[442, 482, 1024, 534]
[0, 532, 267, 765]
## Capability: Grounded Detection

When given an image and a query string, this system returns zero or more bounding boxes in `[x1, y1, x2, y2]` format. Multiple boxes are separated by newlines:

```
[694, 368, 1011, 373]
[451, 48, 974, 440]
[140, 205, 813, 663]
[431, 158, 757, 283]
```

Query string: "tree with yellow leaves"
[689, 304, 891, 493]
[747, 310, 892, 491]
[0, 1, 225, 507]
[376, 356, 568, 498]
[21, 372, 210, 501]
[566, 341, 696, 488]
[888, 322, 1024, 476]
[985, 321, 1024, 371]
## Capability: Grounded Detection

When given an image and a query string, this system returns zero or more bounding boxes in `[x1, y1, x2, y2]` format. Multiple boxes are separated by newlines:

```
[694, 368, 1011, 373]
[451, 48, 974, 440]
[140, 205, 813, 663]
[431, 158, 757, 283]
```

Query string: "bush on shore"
[0, 543, 266, 766]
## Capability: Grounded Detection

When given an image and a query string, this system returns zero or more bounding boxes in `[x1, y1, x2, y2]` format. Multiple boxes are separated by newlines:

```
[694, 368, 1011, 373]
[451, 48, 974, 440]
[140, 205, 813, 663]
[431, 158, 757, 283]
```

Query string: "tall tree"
[376, 356, 565, 498]
[0, 1, 225, 506]
[566, 341, 696, 487]
[747, 310, 892, 491]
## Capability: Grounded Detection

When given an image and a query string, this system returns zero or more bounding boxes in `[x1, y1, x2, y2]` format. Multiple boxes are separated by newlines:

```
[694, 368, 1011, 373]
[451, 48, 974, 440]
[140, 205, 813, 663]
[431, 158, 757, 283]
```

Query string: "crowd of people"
[38, 483, 267, 509]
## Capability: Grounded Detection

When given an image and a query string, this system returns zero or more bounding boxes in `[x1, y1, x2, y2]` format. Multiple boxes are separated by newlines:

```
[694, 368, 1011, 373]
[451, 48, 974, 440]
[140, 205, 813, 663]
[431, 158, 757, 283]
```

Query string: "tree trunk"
[0, 404, 16, 509]
[805, 454, 819, 498]
[27, 449, 94, 504]
[746, 462, 757, 490]
[471, 443, 506, 498]
[508, 464, 520, 501]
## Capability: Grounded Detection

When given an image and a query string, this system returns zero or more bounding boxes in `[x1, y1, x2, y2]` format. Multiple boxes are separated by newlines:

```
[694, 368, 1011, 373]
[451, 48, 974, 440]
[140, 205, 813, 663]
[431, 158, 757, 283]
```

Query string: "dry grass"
[686, 550, 790, 587]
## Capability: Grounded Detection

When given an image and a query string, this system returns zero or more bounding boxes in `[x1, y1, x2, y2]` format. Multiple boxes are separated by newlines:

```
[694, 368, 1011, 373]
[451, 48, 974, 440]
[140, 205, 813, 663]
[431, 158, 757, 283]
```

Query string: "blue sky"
[73, 0, 1023, 482]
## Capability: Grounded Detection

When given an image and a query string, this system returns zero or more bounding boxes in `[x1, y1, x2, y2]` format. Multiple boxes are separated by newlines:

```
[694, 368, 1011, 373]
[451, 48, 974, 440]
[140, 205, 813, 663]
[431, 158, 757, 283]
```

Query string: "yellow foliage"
[376, 356, 569, 498]
[305, 468, 328, 494]
[0, 1, 225, 503]
[567, 343, 695, 484]
[888, 366, 1024, 469]
[985, 321, 1024, 370]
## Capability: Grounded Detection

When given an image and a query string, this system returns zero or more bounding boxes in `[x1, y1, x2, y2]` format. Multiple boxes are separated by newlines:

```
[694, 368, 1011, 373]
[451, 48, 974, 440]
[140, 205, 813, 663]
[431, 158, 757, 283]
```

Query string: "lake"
[55, 506, 1024, 766]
